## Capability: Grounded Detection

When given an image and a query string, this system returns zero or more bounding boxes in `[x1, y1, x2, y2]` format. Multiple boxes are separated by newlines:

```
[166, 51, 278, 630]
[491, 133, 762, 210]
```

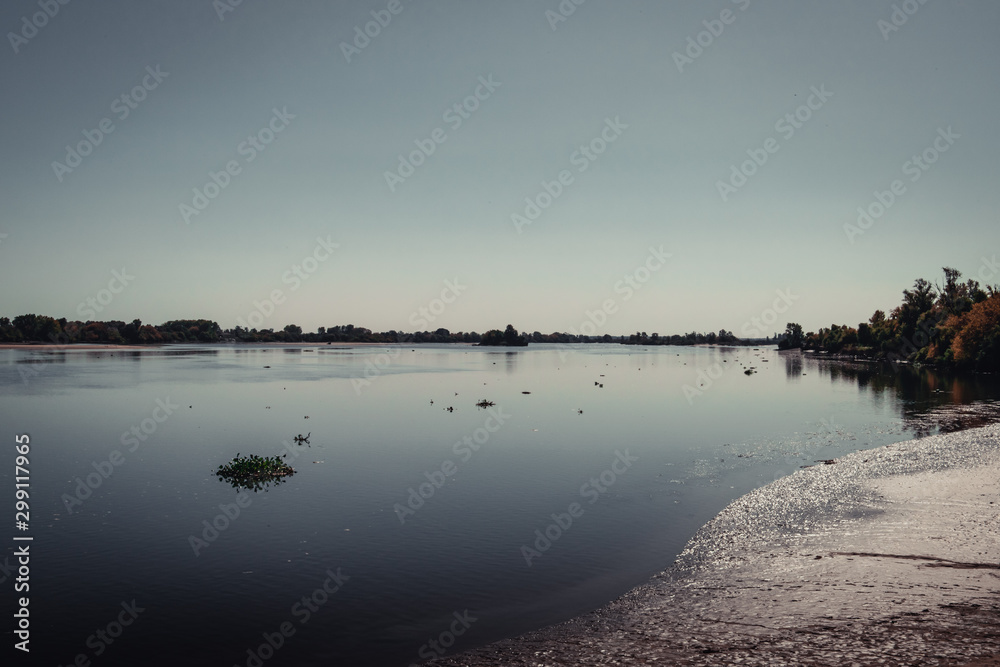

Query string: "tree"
[122, 319, 142, 344]
[480, 325, 527, 346]
[857, 322, 873, 347]
[0, 317, 20, 342]
[937, 267, 983, 318]
[11, 314, 62, 342]
[778, 323, 804, 349]
[895, 277, 936, 338]
[951, 294, 1000, 369]
[137, 325, 163, 344]
[480, 329, 503, 346]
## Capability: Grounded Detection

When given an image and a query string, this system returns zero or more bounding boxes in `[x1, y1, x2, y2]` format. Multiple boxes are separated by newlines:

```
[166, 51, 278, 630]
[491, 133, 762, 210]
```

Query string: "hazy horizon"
[3, 1, 999, 335]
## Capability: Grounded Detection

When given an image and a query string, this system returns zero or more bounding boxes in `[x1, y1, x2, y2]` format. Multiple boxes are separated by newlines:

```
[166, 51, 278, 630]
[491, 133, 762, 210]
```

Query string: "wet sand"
[429, 424, 1000, 666]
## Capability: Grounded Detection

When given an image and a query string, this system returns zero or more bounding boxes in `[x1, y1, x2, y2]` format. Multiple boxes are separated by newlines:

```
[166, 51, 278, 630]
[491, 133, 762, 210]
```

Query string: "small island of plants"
[216, 453, 295, 492]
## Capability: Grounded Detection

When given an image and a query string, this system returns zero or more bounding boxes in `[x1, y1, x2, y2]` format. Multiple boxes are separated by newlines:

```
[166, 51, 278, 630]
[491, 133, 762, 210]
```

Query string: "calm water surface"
[2, 343, 999, 666]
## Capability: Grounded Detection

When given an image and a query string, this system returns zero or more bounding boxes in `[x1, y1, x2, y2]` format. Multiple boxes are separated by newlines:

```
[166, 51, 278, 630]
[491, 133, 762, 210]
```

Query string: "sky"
[1, 0, 998, 337]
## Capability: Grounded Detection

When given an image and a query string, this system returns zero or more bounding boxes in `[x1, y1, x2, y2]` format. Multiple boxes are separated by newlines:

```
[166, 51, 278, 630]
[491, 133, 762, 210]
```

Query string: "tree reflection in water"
[787, 350, 1000, 437]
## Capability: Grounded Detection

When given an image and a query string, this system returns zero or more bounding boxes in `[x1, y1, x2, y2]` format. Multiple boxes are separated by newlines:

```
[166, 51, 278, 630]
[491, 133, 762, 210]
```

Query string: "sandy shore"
[429, 424, 1000, 666]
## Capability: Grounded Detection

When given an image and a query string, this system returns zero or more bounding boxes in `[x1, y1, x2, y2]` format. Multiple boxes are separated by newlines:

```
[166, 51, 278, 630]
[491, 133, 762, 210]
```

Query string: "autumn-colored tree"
[951, 294, 1000, 369]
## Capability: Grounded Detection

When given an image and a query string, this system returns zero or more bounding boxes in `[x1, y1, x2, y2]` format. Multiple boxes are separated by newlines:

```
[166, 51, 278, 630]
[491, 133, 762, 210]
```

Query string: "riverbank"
[0, 342, 157, 349]
[428, 424, 1000, 666]
[0, 341, 404, 350]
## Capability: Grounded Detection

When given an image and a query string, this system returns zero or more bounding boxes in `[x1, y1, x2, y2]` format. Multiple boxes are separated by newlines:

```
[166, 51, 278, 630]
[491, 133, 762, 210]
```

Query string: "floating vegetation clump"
[216, 453, 295, 492]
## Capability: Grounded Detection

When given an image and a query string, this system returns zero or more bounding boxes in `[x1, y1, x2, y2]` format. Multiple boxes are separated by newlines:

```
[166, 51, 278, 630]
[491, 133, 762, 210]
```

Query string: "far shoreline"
[0, 342, 159, 350]
[0, 341, 422, 350]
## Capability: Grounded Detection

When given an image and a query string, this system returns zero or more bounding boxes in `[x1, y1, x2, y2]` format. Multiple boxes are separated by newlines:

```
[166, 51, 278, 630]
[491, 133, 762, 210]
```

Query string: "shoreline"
[0, 341, 402, 350]
[428, 425, 1000, 666]
[0, 343, 160, 350]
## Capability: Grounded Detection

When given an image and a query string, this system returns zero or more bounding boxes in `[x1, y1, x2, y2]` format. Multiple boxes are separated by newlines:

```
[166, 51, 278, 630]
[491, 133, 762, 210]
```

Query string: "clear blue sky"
[2, 0, 998, 335]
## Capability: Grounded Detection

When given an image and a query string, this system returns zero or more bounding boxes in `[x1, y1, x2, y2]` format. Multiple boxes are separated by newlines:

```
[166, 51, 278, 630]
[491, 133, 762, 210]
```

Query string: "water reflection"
[215, 470, 293, 493]
[4, 343, 1000, 667]
[781, 351, 803, 379]
[804, 352, 1000, 436]
[505, 350, 519, 375]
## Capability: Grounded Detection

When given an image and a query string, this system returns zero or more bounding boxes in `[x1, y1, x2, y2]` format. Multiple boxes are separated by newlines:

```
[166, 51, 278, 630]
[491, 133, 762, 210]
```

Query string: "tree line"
[779, 267, 999, 371]
[0, 318, 740, 347]
[621, 330, 738, 346]
[6, 267, 995, 371]
[0, 316, 222, 345]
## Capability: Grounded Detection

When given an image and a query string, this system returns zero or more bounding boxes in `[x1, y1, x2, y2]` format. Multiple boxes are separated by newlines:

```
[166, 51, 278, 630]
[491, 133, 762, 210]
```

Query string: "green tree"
[778, 323, 804, 349]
